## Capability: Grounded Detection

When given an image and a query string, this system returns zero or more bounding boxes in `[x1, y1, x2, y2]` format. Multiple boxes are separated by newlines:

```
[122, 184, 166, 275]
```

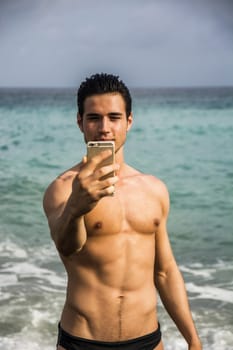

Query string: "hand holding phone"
[87, 141, 115, 180]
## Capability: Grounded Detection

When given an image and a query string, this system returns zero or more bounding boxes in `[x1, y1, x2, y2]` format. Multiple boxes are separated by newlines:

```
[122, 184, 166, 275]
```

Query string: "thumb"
[82, 155, 87, 164]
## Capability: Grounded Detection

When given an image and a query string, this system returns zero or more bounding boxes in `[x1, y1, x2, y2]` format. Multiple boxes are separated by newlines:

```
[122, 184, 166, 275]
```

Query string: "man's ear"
[127, 113, 133, 132]
[77, 113, 83, 132]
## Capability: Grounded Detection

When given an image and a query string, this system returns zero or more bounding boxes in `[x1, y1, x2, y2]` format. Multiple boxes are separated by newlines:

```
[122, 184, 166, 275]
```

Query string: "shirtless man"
[43, 73, 202, 350]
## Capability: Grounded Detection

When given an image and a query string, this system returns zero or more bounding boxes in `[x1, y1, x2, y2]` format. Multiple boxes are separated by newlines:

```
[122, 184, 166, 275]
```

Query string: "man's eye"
[88, 116, 99, 120]
[110, 116, 121, 120]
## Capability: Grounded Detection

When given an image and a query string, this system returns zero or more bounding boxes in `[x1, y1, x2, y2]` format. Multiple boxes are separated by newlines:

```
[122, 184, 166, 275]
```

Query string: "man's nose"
[99, 117, 110, 132]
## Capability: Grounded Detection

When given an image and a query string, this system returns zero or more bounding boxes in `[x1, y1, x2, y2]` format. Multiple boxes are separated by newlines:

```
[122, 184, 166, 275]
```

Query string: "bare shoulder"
[142, 173, 168, 195]
[127, 165, 168, 194]
[127, 166, 170, 215]
[143, 174, 170, 217]
[43, 163, 81, 217]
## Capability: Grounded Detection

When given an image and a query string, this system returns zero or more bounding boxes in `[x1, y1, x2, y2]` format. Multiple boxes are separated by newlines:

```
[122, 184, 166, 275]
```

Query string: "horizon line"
[0, 84, 233, 90]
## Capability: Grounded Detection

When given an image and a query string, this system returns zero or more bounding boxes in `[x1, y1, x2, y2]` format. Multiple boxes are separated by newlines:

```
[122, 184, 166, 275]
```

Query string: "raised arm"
[43, 151, 119, 257]
[154, 183, 202, 350]
[43, 175, 87, 257]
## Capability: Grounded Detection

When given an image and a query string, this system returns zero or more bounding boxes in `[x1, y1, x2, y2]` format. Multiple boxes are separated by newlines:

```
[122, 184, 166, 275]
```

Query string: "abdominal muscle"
[59, 231, 158, 342]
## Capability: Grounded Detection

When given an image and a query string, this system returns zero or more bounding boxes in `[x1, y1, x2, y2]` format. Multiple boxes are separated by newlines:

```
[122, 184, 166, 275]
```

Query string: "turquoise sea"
[0, 87, 233, 349]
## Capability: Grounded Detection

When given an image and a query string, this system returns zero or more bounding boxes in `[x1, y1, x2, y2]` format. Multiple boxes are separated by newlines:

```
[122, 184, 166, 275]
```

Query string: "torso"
[59, 166, 163, 341]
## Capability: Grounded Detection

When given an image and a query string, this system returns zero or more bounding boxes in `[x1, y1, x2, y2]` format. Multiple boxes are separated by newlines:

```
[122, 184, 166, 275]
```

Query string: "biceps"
[46, 203, 65, 235]
[155, 223, 176, 275]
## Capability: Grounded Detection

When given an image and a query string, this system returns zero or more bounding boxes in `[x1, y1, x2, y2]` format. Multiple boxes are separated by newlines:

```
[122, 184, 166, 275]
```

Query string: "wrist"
[66, 195, 82, 218]
[189, 337, 202, 350]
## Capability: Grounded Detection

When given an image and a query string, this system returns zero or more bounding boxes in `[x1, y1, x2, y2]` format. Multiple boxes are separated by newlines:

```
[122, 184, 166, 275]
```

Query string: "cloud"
[0, 0, 232, 86]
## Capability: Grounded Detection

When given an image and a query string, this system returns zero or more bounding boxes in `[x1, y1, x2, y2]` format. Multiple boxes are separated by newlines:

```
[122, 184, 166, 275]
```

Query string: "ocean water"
[0, 86, 233, 349]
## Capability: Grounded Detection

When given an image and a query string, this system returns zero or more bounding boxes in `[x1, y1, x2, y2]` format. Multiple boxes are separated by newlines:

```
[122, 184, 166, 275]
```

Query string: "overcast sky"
[0, 0, 233, 87]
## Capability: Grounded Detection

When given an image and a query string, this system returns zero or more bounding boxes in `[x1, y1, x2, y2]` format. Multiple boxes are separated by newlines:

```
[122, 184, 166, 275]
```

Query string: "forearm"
[51, 199, 87, 256]
[156, 265, 201, 348]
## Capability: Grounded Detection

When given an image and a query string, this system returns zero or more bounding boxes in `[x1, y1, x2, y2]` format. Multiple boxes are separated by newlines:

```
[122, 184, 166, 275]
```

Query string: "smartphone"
[87, 141, 115, 180]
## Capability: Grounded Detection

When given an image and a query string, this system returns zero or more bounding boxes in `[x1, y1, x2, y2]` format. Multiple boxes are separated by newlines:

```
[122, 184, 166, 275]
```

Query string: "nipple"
[94, 221, 103, 230]
[153, 218, 160, 227]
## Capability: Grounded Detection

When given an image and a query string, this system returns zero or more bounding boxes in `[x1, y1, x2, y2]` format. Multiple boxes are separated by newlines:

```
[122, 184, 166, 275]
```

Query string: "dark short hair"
[77, 73, 132, 118]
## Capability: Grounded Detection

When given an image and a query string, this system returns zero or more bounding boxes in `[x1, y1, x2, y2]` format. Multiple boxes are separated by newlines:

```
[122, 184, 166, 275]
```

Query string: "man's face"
[78, 93, 133, 153]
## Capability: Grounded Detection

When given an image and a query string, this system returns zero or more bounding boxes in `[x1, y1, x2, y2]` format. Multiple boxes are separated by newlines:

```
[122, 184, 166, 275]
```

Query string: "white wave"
[30, 309, 56, 328]
[0, 335, 53, 350]
[0, 239, 27, 258]
[1, 262, 66, 288]
[186, 282, 233, 303]
[180, 265, 215, 278]
[2, 261, 51, 276]
[0, 273, 18, 286]
[0, 291, 12, 301]
[213, 259, 233, 271]
[180, 260, 233, 278]
[28, 243, 59, 263]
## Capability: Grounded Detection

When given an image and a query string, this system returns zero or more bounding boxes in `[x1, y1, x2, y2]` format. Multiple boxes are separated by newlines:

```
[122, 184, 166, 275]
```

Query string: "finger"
[98, 185, 116, 198]
[98, 175, 119, 188]
[81, 150, 113, 176]
[93, 163, 120, 180]
[105, 185, 115, 196]
[79, 155, 87, 168]
[82, 155, 87, 164]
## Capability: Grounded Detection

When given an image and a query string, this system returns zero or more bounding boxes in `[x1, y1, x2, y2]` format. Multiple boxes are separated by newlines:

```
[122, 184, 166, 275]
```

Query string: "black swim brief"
[57, 323, 162, 350]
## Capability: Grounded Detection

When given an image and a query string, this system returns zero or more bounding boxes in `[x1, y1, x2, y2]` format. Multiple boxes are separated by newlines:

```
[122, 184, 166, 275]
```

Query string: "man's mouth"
[96, 138, 115, 141]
